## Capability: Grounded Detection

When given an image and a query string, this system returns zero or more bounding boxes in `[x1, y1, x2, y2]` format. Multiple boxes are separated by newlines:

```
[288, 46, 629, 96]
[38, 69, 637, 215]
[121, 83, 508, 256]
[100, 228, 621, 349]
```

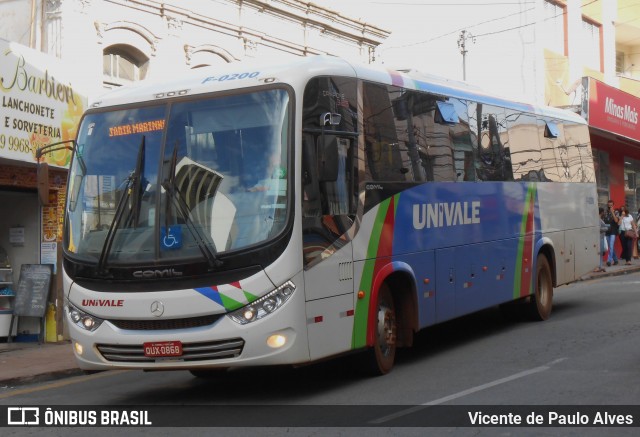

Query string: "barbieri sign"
[0, 38, 86, 168]
[584, 77, 640, 143]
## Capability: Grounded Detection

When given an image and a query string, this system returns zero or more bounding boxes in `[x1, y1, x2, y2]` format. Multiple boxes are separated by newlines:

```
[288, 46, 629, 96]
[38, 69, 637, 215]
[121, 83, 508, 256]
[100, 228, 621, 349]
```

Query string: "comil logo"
[7, 407, 40, 425]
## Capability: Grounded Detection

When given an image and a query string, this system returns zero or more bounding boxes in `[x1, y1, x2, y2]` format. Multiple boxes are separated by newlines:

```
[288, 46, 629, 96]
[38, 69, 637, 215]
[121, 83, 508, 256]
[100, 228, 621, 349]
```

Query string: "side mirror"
[317, 135, 339, 182]
[37, 162, 50, 205]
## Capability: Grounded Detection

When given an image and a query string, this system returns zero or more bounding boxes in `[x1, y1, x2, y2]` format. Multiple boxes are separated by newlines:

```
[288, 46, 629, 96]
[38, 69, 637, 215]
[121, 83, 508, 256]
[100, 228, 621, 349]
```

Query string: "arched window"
[187, 45, 235, 68]
[103, 44, 149, 88]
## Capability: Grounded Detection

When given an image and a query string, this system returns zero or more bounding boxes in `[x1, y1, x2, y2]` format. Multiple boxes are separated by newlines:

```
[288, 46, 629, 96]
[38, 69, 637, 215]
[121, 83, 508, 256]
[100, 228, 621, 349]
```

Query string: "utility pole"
[457, 30, 475, 81]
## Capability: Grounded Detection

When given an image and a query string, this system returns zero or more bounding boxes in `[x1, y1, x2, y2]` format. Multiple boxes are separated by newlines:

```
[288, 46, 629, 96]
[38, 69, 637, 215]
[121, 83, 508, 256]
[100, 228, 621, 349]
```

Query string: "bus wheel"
[528, 254, 553, 321]
[364, 285, 397, 375]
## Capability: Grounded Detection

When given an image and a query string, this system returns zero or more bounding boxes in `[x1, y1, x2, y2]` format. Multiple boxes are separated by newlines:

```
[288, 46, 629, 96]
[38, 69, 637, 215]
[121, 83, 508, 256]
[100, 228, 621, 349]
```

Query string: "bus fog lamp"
[74, 342, 83, 355]
[267, 334, 286, 348]
[228, 281, 296, 325]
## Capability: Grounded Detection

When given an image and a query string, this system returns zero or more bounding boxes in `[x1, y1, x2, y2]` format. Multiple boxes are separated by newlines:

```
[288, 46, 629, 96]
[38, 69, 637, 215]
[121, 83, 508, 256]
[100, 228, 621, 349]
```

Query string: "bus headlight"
[67, 303, 104, 332]
[228, 281, 295, 325]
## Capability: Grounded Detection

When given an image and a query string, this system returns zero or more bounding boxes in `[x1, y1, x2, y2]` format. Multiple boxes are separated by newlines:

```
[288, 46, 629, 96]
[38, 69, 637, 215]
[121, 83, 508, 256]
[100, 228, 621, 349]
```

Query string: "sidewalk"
[0, 340, 82, 387]
[1, 261, 640, 388]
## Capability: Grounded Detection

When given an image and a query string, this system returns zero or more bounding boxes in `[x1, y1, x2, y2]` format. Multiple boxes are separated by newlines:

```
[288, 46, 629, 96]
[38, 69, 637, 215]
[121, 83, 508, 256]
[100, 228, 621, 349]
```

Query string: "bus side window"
[506, 111, 545, 181]
[537, 118, 562, 181]
[563, 121, 593, 183]
[470, 103, 512, 181]
[362, 82, 415, 182]
[444, 97, 474, 182]
[545, 121, 575, 182]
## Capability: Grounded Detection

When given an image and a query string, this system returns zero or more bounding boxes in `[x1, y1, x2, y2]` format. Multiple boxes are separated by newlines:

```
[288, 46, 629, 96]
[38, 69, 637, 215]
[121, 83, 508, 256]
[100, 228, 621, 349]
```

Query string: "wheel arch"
[367, 261, 418, 348]
[535, 237, 557, 287]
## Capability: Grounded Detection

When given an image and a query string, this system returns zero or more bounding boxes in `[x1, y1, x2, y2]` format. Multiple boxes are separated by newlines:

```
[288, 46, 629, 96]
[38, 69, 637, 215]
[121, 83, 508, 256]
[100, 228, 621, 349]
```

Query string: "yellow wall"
[544, 49, 570, 107]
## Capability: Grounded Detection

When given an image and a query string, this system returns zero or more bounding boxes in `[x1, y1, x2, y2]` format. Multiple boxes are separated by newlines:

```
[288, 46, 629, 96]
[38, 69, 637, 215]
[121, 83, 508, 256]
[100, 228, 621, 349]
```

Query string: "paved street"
[1, 270, 640, 435]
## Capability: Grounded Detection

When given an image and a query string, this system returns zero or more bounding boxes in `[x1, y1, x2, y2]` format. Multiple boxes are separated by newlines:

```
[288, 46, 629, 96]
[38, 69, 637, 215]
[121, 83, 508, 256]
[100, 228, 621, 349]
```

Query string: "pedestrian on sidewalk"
[618, 206, 637, 265]
[603, 199, 620, 266]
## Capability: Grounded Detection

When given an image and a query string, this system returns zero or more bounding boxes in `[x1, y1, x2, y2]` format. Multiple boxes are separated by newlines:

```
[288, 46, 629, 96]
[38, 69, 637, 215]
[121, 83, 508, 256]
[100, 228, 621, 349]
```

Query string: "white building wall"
[601, 0, 618, 84]
[1, 0, 388, 100]
[0, 0, 33, 47]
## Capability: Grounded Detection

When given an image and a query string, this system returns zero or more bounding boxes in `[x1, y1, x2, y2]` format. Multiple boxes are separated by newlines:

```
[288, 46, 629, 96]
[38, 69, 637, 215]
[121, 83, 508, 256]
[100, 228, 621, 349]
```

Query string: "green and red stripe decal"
[513, 184, 537, 298]
[352, 195, 398, 349]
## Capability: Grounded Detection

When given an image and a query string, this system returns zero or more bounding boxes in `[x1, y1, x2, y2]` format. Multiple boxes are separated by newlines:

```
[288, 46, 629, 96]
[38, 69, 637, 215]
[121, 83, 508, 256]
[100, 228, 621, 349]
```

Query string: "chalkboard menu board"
[14, 264, 53, 318]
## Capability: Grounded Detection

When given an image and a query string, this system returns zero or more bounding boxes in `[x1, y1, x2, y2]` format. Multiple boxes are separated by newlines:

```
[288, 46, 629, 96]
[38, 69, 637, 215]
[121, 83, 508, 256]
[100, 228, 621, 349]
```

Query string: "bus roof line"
[92, 55, 585, 124]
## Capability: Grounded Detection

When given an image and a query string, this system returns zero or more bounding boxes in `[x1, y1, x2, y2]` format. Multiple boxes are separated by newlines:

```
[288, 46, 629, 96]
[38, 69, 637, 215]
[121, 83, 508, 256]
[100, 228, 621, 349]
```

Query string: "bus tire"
[363, 284, 397, 375]
[528, 254, 553, 321]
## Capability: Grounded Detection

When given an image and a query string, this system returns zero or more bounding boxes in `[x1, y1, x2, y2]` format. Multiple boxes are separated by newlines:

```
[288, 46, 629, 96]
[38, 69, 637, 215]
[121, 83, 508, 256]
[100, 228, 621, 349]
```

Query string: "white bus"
[42, 56, 598, 376]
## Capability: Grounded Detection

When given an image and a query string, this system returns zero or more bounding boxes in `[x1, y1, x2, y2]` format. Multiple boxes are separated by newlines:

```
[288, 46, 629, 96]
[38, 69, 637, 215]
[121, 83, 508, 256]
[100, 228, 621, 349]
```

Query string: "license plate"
[143, 341, 183, 357]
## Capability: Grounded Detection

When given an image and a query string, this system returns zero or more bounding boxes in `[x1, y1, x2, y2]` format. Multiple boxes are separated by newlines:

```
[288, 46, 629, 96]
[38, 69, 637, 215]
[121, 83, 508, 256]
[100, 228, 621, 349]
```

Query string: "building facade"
[0, 0, 388, 341]
[539, 0, 640, 212]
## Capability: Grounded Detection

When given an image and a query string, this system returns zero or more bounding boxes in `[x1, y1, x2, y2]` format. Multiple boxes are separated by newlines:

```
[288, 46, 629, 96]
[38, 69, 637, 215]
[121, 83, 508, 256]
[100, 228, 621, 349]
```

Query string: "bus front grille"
[108, 314, 222, 331]
[96, 339, 244, 363]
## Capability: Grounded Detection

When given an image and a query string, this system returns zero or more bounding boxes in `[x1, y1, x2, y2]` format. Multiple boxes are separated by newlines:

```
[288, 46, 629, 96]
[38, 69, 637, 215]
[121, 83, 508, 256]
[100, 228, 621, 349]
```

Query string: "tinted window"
[362, 83, 418, 182]
[469, 103, 513, 181]
[506, 111, 545, 181]
[301, 77, 357, 267]
[538, 117, 563, 181]
[564, 121, 595, 183]
[550, 120, 593, 183]
[362, 83, 469, 183]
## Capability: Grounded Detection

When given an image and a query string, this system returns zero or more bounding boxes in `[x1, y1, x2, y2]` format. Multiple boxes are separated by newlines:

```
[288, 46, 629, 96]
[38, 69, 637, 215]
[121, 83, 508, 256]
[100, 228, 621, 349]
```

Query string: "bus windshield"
[65, 88, 291, 266]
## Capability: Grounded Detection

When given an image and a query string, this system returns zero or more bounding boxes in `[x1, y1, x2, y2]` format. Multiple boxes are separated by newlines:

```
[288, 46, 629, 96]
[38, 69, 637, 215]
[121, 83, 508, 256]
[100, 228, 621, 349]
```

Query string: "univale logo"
[82, 299, 124, 307]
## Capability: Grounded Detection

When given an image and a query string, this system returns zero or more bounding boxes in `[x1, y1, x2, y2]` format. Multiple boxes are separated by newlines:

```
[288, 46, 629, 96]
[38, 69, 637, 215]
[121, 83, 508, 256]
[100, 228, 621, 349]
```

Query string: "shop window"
[542, 0, 566, 55]
[616, 51, 625, 75]
[592, 149, 609, 206]
[624, 158, 640, 214]
[103, 45, 149, 88]
[581, 19, 602, 72]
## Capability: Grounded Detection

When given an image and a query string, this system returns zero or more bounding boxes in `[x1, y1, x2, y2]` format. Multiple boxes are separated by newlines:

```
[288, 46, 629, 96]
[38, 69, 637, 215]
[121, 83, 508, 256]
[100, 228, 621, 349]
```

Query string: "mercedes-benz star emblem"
[150, 301, 164, 317]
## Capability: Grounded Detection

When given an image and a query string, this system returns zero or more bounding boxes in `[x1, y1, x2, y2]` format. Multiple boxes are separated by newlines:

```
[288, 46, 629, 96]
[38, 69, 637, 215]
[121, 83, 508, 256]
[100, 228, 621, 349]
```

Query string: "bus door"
[302, 132, 357, 360]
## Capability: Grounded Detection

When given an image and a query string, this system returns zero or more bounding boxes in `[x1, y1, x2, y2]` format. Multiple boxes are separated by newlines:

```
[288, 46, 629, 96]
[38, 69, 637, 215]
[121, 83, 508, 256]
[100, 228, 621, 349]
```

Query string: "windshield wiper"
[128, 136, 146, 228]
[97, 136, 146, 274]
[162, 144, 223, 269]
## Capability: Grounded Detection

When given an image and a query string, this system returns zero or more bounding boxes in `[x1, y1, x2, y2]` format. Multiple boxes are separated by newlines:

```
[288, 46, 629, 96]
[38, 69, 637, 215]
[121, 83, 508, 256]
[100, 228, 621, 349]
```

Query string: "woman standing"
[618, 207, 637, 265]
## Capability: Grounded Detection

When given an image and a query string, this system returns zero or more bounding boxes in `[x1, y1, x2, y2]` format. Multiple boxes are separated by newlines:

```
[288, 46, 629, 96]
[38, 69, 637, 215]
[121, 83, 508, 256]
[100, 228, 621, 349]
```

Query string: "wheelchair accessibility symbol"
[161, 225, 183, 250]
